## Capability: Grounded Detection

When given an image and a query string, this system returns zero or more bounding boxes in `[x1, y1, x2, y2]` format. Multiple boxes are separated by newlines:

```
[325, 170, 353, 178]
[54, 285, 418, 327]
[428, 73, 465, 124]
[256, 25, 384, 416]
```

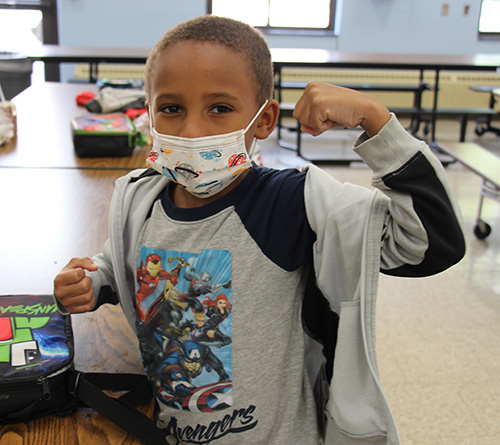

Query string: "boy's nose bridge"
[178, 112, 209, 139]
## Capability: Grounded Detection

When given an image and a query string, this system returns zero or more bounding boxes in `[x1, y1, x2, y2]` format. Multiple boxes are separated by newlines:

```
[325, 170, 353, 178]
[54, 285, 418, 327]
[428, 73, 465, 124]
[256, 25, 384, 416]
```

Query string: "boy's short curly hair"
[145, 15, 274, 105]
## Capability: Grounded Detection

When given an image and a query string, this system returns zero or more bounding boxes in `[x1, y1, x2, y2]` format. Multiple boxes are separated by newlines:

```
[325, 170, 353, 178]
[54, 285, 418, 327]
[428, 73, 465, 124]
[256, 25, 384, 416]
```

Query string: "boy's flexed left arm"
[293, 81, 391, 139]
[295, 82, 466, 277]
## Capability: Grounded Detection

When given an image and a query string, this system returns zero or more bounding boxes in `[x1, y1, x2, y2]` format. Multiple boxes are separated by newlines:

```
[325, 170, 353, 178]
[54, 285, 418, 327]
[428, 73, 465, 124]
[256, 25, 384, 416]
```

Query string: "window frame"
[206, 0, 338, 36]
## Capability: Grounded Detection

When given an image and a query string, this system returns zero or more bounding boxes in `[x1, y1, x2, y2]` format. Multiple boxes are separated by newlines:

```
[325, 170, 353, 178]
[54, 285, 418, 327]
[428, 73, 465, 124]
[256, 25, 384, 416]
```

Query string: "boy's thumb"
[80, 257, 99, 272]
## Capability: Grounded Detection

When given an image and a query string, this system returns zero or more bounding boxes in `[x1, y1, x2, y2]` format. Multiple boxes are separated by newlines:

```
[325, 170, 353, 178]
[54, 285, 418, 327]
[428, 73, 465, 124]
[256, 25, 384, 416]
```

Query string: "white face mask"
[147, 101, 268, 198]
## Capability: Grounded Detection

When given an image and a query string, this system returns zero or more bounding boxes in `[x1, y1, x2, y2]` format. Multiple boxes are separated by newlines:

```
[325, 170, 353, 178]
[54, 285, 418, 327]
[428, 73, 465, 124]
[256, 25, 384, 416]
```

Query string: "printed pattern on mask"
[146, 131, 251, 198]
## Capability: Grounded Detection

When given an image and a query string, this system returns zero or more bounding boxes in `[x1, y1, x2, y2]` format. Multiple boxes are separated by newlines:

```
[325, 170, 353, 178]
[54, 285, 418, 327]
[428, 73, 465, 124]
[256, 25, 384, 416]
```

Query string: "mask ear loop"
[248, 138, 258, 159]
[149, 110, 155, 138]
[245, 100, 268, 160]
[244, 100, 269, 134]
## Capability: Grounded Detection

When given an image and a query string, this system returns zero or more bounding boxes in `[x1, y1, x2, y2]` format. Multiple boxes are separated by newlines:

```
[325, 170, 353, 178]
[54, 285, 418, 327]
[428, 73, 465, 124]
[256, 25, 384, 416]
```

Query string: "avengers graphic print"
[136, 247, 233, 413]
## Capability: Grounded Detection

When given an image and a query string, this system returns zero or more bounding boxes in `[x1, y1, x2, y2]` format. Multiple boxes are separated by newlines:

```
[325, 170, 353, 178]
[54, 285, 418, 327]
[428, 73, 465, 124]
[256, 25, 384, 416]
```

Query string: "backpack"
[0, 294, 168, 444]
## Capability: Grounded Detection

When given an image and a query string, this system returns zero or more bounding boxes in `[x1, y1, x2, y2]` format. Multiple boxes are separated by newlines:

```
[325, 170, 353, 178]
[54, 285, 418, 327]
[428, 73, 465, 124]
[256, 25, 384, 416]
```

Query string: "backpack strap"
[70, 371, 168, 445]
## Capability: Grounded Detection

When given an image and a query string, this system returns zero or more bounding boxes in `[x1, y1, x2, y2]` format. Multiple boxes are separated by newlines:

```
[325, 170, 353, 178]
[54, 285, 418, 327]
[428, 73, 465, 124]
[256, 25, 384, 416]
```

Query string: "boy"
[54, 15, 465, 445]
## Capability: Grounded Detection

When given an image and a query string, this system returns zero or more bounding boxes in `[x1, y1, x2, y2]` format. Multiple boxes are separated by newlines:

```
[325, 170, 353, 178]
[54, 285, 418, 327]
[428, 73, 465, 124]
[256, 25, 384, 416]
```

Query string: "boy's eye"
[161, 104, 182, 114]
[211, 105, 232, 114]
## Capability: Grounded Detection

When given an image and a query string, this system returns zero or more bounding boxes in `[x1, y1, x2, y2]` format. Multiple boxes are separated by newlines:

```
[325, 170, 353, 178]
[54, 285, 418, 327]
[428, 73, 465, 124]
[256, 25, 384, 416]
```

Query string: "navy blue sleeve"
[381, 152, 466, 277]
[235, 167, 316, 272]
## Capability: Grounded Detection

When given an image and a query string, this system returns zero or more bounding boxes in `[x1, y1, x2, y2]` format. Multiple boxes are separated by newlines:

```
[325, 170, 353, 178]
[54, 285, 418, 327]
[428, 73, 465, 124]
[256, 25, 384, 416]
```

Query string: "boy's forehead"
[152, 41, 259, 101]
[160, 40, 248, 67]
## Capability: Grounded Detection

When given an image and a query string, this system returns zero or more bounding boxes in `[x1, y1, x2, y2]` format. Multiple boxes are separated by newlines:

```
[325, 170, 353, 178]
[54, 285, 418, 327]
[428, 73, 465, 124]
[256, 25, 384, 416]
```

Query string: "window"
[0, 1, 59, 80]
[207, 0, 338, 34]
[478, 0, 500, 34]
[0, 9, 43, 52]
[0, 1, 58, 51]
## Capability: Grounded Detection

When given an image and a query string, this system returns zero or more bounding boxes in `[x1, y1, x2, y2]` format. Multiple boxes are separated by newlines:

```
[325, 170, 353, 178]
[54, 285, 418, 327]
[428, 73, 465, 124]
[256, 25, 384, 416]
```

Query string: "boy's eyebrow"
[154, 92, 241, 102]
[154, 93, 178, 103]
[204, 92, 241, 102]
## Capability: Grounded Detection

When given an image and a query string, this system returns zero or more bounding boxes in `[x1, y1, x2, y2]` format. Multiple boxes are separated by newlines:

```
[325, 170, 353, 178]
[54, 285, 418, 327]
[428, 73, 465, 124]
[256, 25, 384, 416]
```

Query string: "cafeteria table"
[0, 82, 152, 444]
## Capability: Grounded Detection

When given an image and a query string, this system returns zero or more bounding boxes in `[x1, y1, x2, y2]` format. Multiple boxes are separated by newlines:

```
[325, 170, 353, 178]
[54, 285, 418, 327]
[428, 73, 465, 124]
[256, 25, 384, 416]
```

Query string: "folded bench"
[279, 103, 498, 147]
[435, 141, 500, 239]
[390, 107, 498, 142]
[468, 85, 500, 137]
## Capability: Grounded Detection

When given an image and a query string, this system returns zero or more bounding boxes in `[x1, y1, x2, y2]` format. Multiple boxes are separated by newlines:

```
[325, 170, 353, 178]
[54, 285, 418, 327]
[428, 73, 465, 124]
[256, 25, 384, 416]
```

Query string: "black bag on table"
[0, 294, 167, 444]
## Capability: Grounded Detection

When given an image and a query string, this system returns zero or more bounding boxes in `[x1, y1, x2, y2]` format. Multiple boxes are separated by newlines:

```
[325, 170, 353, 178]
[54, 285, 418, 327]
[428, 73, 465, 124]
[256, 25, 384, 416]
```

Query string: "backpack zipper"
[37, 376, 51, 400]
[36, 362, 74, 401]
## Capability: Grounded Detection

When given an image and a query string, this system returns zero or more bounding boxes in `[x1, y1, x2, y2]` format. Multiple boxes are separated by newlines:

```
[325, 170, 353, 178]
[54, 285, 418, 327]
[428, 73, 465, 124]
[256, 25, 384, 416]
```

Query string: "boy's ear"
[255, 100, 280, 140]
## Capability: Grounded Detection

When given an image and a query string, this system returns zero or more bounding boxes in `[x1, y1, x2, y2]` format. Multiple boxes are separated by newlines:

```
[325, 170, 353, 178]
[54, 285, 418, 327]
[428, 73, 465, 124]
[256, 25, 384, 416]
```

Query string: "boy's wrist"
[359, 98, 391, 138]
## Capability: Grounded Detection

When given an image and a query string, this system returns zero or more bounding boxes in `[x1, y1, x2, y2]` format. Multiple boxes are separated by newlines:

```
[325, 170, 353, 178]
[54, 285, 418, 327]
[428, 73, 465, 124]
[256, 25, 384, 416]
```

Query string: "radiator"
[279, 68, 500, 109]
[73, 64, 500, 110]
[74, 63, 146, 82]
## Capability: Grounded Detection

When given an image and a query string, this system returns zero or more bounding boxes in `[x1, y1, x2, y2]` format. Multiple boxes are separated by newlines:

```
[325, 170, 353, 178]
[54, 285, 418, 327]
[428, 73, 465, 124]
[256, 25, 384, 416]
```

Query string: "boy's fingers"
[55, 257, 98, 287]
[55, 267, 86, 286]
[55, 275, 93, 299]
[63, 257, 99, 273]
[59, 292, 93, 307]
[294, 82, 364, 131]
[54, 258, 97, 313]
[300, 119, 341, 136]
[60, 293, 96, 313]
[294, 94, 336, 132]
[301, 125, 324, 136]
[55, 276, 96, 314]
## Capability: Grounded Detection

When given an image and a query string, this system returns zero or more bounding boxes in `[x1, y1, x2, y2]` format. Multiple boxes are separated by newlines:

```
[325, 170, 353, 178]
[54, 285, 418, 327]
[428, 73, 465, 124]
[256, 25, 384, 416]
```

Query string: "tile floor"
[259, 117, 500, 444]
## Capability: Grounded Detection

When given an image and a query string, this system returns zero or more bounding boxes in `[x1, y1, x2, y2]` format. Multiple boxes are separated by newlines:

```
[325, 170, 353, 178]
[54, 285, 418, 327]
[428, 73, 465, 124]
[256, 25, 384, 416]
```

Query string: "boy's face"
[148, 40, 263, 151]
